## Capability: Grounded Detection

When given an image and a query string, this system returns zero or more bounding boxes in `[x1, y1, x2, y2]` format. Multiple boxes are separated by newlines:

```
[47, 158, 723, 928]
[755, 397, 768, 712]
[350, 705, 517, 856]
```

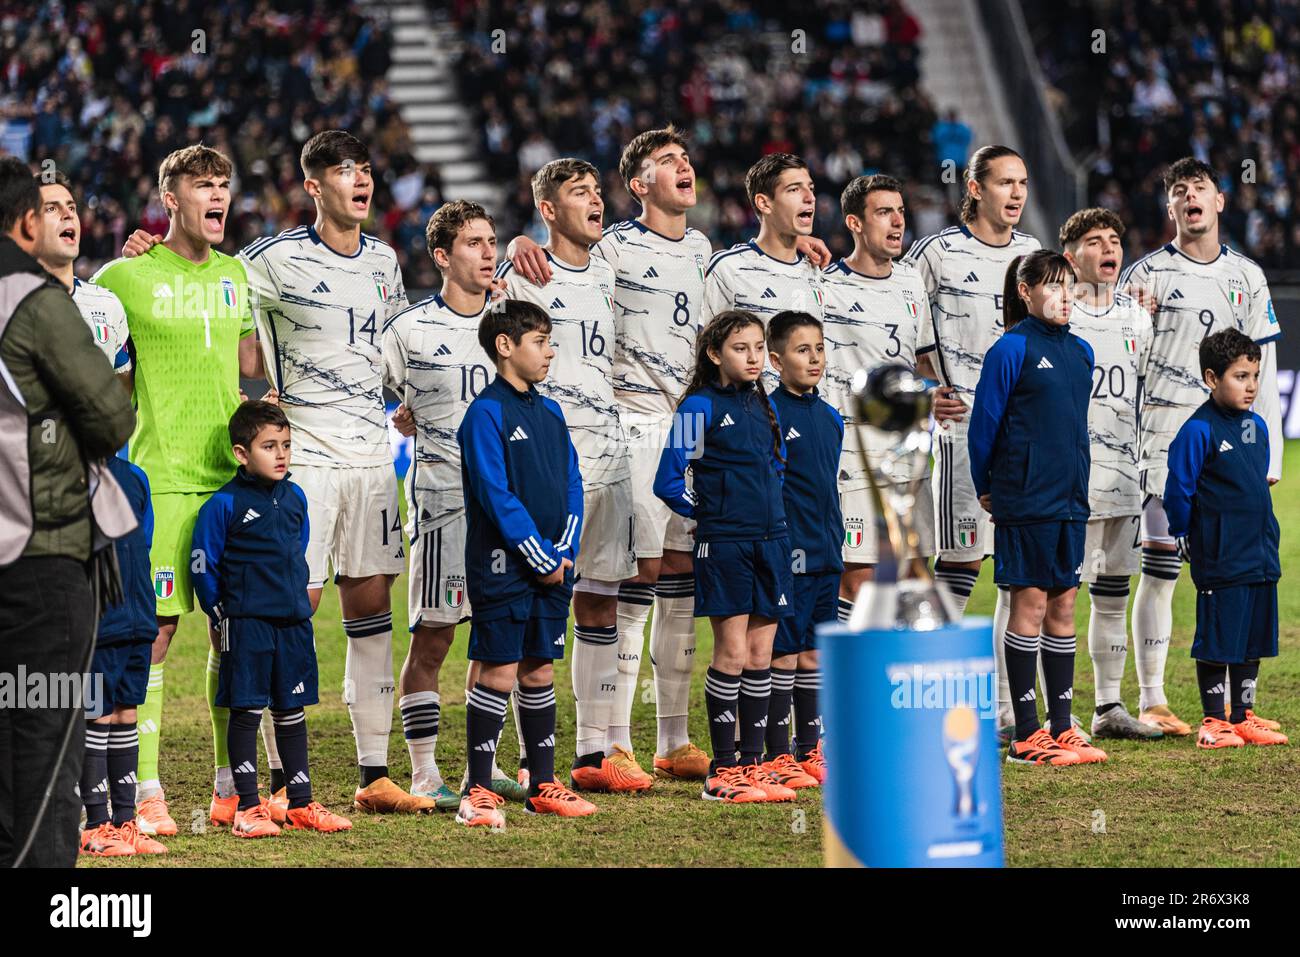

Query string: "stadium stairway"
[907, 0, 1051, 241]
[363, 0, 501, 208]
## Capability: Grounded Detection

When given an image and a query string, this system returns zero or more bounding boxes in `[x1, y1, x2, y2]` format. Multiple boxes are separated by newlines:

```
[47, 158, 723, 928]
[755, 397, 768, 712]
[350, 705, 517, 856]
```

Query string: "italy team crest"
[844, 519, 864, 549]
[92, 320, 109, 343]
[154, 567, 175, 600]
[372, 272, 391, 302]
[1122, 326, 1136, 353]
[444, 576, 465, 609]
[695, 254, 705, 283]
[957, 519, 978, 550]
[904, 294, 919, 319]
[221, 277, 237, 310]
[1227, 280, 1245, 309]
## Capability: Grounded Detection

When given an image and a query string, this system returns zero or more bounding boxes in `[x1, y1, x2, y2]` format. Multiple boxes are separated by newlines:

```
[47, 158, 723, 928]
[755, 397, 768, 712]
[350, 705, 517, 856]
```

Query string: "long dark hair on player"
[1002, 250, 1076, 331]
[960, 144, 1023, 224]
[680, 309, 784, 464]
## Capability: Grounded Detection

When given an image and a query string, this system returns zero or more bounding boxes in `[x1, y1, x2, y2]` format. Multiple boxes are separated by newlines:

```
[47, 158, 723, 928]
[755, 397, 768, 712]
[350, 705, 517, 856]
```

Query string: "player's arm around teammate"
[969, 252, 1107, 768]
[654, 310, 799, 804]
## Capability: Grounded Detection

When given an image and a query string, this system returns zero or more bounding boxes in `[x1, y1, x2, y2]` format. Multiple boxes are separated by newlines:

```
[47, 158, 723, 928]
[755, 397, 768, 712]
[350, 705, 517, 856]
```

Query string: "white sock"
[572, 624, 618, 758]
[342, 613, 396, 768]
[610, 583, 653, 753]
[1088, 579, 1131, 707]
[214, 764, 235, 799]
[1133, 562, 1178, 711]
[399, 690, 441, 790]
[260, 709, 282, 776]
[992, 584, 1012, 716]
[650, 574, 696, 755]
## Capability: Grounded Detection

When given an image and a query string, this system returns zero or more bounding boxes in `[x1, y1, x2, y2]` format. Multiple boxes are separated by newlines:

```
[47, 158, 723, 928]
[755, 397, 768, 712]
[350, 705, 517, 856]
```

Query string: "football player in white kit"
[1119, 157, 1284, 736]
[497, 158, 651, 792]
[32, 172, 132, 385]
[127, 131, 431, 811]
[821, 174, 936, 623]
[383, 200, 528, 805]
[1058, 207, 1163, 741]
[702, 153, 827, 327]
[905, 145, 1042, 738]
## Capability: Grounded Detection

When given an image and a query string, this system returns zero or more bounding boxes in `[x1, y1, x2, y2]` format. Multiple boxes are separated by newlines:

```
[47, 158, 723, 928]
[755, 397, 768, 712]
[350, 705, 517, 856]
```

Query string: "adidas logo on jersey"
[719, 413, 735, 427]
[554, 634, 565, 646]
[850, 302, 864, 312]
[761, 287, 777, 299]
[509, 426, 529, 441]
[1037, 357, 1054, 370]
[785, 427, 801, 440]
[963, 271, 979, 283]
[289, 771, 310, 785]
[434, 344, 452, 356]
[235, 761, 257, 775]
[1169, 288, 1185, 300]
[550, 297, 565, 309]
[536, 735, 556, 748]
[242, 508, 261, 524]
[473, 739, 498, 753]
[311, 281, 330, 294]
[778, 594, 788, 606]
[1219, 439, 1233, 452]
[292, 682, 305, 694]
[712, 710, 735, 723]
[642, 266, 659, 279]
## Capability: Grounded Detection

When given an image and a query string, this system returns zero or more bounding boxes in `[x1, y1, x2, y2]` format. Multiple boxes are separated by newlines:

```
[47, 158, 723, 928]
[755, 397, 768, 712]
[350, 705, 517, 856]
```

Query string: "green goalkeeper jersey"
[94, 242, 254, 493]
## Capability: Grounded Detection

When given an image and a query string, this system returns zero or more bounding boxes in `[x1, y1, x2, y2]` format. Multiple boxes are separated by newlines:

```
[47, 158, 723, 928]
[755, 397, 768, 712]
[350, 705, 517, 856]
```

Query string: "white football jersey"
[382, 291, 490, 534]
[820, 258, 930, 487]
[1069, 294, 1153, 518]
[702, 240, 826, 324]
[594, 219, 712, 420]
[241, 226, 408, 468]
[1119, 242, 1281, 493]
[497, 250, 629, 488]
[906, 225, 1041, 409]
[72, 278, 131, 373]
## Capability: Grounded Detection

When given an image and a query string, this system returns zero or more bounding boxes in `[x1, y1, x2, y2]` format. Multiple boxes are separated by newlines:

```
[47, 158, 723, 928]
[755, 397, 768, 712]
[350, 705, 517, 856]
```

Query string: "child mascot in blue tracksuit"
[1164, 328, 1287, 750]
[78, 456, 169, 857]
[455, 299, 598, 830]
[969, 250, 1108, 768]
[655, 309, 798, 805]
[192, 400, 352, 838]
[765, 311, 842, 788]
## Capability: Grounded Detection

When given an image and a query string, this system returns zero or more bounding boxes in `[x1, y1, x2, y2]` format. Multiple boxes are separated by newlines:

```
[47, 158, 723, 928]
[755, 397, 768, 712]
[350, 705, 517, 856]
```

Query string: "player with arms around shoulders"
[1120, 157, 1284, 736]
[94, 144, 262, 836]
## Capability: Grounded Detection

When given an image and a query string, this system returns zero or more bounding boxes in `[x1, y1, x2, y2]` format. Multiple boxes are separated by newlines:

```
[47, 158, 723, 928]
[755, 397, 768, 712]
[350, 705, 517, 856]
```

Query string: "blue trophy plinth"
[818, 616, 1004, 867]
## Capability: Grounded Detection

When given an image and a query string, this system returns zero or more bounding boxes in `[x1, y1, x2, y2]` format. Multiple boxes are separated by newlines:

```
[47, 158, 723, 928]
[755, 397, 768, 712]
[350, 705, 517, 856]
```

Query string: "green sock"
[136, 661, 165, 788]
[207, 645, 230, 769]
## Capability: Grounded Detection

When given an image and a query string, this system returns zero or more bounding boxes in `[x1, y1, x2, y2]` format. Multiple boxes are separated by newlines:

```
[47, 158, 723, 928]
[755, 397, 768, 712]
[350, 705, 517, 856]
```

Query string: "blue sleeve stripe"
[1255, 331, 1282, 345]
[705, 245, 747, 278]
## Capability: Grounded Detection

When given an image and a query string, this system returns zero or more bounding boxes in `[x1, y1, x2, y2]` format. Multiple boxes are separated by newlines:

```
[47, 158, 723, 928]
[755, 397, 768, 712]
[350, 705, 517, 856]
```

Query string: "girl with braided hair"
[654, 310, 797, 803]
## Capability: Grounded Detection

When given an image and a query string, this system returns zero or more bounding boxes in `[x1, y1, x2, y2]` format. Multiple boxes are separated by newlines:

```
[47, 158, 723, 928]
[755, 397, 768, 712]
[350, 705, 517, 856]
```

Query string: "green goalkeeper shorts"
[149, 491, 212, 618]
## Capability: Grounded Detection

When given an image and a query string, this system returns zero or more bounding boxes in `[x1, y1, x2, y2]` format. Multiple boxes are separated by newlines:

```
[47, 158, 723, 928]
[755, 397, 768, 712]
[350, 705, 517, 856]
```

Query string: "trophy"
[846, 363, 956, 632]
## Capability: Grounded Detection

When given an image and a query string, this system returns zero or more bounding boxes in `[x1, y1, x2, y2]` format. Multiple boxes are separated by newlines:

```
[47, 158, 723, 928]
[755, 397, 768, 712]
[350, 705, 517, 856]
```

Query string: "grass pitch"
[84, 444, 1300, 867]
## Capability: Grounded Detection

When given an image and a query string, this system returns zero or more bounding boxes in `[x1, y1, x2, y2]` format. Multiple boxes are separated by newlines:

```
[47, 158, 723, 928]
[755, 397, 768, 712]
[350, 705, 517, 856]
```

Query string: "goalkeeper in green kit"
[94, 145, 268, 835]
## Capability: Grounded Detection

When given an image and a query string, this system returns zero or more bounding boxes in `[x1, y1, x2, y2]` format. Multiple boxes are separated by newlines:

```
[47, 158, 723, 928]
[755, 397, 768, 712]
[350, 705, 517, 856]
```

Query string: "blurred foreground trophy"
[819, 363, 1003, 868]
[844, 364, 955, 632]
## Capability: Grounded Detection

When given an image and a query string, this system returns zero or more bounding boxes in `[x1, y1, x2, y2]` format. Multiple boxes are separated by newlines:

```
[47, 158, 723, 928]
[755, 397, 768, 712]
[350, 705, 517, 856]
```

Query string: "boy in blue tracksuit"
[79, 456, 168, 857]
[1164, 328, 1287, 750]
[455, 299, 596, 830]
[192, 401, 351, 838]
[970, 251, 1108, 767]
[655, 309, 798, 805]
[766, 311, 842, 788]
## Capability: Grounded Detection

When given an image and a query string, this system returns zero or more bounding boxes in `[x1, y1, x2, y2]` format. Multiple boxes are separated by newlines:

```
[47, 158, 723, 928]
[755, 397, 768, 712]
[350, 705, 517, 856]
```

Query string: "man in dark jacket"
[0, 157, 136, 867]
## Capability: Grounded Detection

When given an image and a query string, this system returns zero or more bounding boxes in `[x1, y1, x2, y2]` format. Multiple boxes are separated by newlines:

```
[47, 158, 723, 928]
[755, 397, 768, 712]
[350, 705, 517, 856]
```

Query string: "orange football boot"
[210, 789, 239, 827]
[761, 753, 820, 788]
[266, 787, 289, 826]
[135, 792, 178, 836]
[1197, 717, 1245, 750]
[524, 781, 598, 817]
[739, 763, 797, 802]
[1232, 715, 1288, 746]
[1245, 710, 1282, 732]
[79, 822, 135, 856]
[653, 742, 710, 780]
[570, 745, 654, 793]
[1053, 727, 1108, 764]
[1006, 728, 1083, 765]
[1138, 704, 1192, 737]
[115, 819, 168, 854]
[455, 785, 506, 830]
[231, 802, 281, 838]
[284, 801, 353, 832]
[798, 741, 826, 783]
[701, 765, 768, 803]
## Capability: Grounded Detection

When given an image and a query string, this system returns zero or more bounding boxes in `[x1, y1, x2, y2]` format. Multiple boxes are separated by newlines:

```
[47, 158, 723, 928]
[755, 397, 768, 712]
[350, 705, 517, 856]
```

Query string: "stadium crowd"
[1022, 0, 1300, 270]
[0, 0, 447, 285]
[448, 0, 958, 258]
